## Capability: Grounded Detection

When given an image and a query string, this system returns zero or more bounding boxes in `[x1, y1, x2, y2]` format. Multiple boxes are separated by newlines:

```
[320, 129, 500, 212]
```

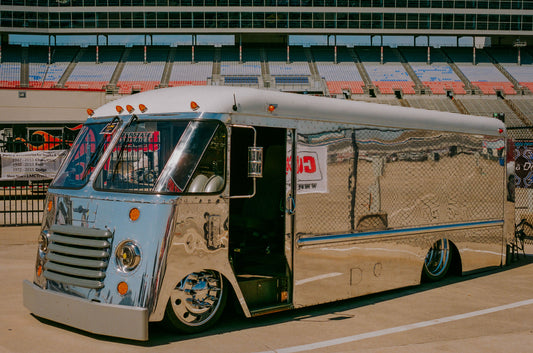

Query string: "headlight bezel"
[115, 240, 141, 273]
[38, 230, 49, 253]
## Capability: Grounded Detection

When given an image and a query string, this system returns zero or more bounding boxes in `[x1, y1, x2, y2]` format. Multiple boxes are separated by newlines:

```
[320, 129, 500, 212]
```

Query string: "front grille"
[44, 224, 113, 289]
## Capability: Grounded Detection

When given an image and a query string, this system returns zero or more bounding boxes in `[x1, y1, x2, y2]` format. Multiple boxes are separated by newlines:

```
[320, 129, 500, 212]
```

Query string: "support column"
[96, 35, 99, 64]
[239, 34, 242, 64]
[380, 35, 384, 65]
[334, 34, 337, 64]
[144, 35, 147, 64]
[473, 38, 476, 65]
[191, 34, 196, 63]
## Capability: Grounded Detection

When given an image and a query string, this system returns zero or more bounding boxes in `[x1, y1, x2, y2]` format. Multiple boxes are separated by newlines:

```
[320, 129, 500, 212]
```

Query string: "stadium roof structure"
[1, 1, 533, 44]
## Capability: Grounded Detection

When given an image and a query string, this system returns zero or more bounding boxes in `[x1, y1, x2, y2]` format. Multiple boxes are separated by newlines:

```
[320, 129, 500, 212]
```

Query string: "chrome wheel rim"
[169, 270, 224, 327]
[424, 239, 450, 277]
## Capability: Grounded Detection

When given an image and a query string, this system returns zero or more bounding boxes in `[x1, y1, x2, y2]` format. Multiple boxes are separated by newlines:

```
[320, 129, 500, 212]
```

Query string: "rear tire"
[164, 270, 228, 334]
[422, 238, 452, 282]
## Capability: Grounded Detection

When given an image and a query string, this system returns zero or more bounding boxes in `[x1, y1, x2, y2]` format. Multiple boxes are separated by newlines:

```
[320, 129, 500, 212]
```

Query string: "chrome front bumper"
[22, 280, 149, 341]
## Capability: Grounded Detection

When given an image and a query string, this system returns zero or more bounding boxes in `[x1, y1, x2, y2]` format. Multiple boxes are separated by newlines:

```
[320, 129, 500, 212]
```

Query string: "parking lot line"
[257, 298, 533, 353]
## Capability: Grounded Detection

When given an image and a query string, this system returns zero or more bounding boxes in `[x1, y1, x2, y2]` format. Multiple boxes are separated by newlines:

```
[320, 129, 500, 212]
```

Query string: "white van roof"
[93, 86, 506, 137]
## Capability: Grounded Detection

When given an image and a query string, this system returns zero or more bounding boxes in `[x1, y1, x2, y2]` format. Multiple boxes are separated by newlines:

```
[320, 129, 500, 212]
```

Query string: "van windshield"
[94, 119, 225, 194]
[51, 120, 120, 189]
[52, 118, 226, 194]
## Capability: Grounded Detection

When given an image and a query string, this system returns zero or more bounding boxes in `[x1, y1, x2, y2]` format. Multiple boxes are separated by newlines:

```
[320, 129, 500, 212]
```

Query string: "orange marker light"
[129, 208, 140, 222]
[139, 104, 147, 113]
[190, 101, 200, 111]
[126, 104, 135, 113]
[47, 200, 53, 212]
[116, 105, 124, 114]
[37, 265, 43, 277]
[268, 104, 276, 112]
[117, 281, 129, 296]
[87, 108, 94, 116]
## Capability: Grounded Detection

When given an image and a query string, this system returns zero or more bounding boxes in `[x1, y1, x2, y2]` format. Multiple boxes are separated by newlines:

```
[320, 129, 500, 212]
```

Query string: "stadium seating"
[326, 81, 365, 95]
[444, 46, 516, 95]
[356, 46, 415, 95]
[220, 45, 262, 77]
[312, 46, 364, 95]
[65, 46, 122, 90]
[268, 45, 311, 78]
[168, 62, 211, 86]
[168, 46, 213, 86]
[0, 45, 22, 88]
[43, 46, 79, 88]
[116, 46, 167, 94]
[400, 47, 465, 95]
[0, 41, 531, 122]
[488, 46, 533, 94]
[424, 81, 467, 95]
[0, 63, 21, 88]
[27, 46, 49, 88]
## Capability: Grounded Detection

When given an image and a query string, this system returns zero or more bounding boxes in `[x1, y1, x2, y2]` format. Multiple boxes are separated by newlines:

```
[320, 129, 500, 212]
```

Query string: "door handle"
[286, 195, 295, 215]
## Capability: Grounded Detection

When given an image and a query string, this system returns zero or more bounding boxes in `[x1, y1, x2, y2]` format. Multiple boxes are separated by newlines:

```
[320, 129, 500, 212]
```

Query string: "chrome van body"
[23, 86, 512, 340]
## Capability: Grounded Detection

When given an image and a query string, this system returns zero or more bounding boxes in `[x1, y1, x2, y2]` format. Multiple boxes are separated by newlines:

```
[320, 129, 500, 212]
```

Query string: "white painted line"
[294, 272, 343, 286]
[256, 298, 533, 353]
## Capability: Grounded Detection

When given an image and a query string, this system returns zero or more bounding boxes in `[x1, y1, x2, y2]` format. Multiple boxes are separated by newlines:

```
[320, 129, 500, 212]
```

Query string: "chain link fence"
[0, 124, 78, 226]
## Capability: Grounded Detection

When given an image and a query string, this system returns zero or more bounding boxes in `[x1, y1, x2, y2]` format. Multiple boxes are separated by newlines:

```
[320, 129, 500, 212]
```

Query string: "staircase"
[159, 46, 177, 88]
[56, 47, 86, 88]
[394, 48, 430, 95]
[350, 47, 379, 96]
[484, 49, 531, 95]
[439, 48, 481, 95]
[106, 47, 131, 93]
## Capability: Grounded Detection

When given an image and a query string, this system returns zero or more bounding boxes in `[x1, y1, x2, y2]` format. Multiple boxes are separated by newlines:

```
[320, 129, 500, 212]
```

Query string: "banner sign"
[515, 141, 533, 189]
[0, 150, 67, 180]
[288, 145, 328, 194]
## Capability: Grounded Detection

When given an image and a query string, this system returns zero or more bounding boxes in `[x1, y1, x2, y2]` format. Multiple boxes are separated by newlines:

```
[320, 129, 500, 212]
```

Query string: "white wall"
[0, 89, 106, 123]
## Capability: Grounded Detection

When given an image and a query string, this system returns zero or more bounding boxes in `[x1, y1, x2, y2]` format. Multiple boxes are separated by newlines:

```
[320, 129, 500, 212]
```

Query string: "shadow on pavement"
[31, 253, 533, 347]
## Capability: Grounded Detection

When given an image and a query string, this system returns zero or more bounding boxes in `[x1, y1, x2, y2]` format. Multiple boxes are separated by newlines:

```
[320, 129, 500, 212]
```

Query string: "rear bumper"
[23, 280, 149, 341]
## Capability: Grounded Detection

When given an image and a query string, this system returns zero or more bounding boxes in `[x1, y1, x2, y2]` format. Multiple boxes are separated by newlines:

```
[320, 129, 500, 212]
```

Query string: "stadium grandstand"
[1, 1, 533, 225]
[0, 1, 532, 126]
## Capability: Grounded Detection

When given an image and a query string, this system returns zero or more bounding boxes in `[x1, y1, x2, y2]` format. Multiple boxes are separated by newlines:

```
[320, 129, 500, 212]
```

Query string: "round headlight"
[115, 240, 141, 272]
[38, 231, 49, 253]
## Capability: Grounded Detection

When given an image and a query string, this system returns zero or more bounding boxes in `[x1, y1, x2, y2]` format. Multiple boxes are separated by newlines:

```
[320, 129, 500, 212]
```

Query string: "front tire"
[422, 238, 452, 282]
[164, 270, 228, 334]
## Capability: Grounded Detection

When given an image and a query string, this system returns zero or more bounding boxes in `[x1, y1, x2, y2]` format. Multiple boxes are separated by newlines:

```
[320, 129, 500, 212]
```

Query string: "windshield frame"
[50, 113, 228, 195]
[50, 117, 124, 190]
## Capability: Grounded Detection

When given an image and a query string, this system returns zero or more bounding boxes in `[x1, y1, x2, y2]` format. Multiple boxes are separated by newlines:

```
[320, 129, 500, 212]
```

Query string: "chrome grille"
[44, 224, 113, 289]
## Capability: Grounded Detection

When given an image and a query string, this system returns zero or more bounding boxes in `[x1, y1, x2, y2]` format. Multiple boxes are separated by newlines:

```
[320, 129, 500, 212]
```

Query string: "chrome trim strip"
[50, 234, 110, 248]
[43, 271, 104, 289]
[50, 224, 113, 238]
[48, 244, 108, 258]
[46, 253, 107, 269]
[297, 220, 504, 246]
[44, 262, 106, 279]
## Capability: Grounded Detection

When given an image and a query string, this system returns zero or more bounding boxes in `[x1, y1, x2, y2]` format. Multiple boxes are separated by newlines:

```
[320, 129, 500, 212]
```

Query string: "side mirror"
[248, 146, 263, 178]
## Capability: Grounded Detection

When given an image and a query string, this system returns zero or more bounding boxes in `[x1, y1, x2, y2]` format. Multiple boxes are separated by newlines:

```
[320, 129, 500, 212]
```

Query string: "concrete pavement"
[2, 226, 533, 352]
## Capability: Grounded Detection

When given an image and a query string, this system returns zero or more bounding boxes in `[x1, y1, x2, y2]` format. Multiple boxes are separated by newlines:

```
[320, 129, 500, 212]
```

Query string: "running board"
[250, 303, 293, 317]
[238, 275, 289, 310]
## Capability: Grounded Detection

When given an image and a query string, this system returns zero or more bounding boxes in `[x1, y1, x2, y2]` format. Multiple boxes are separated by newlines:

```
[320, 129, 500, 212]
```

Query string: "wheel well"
[448, 240, 462, 277]
[420, 239, 462, 282]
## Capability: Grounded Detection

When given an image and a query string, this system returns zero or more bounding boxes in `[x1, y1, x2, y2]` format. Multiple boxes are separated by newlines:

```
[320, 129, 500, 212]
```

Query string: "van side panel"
[292, 123, 505, 307]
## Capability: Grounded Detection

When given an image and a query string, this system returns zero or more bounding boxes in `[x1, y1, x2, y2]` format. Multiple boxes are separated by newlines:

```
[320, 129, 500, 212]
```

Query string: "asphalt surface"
[2, 226, 533, 353]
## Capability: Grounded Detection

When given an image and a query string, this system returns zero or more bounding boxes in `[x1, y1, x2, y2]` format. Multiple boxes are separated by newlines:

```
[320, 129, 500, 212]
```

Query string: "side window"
[186, 126, 226, 193]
